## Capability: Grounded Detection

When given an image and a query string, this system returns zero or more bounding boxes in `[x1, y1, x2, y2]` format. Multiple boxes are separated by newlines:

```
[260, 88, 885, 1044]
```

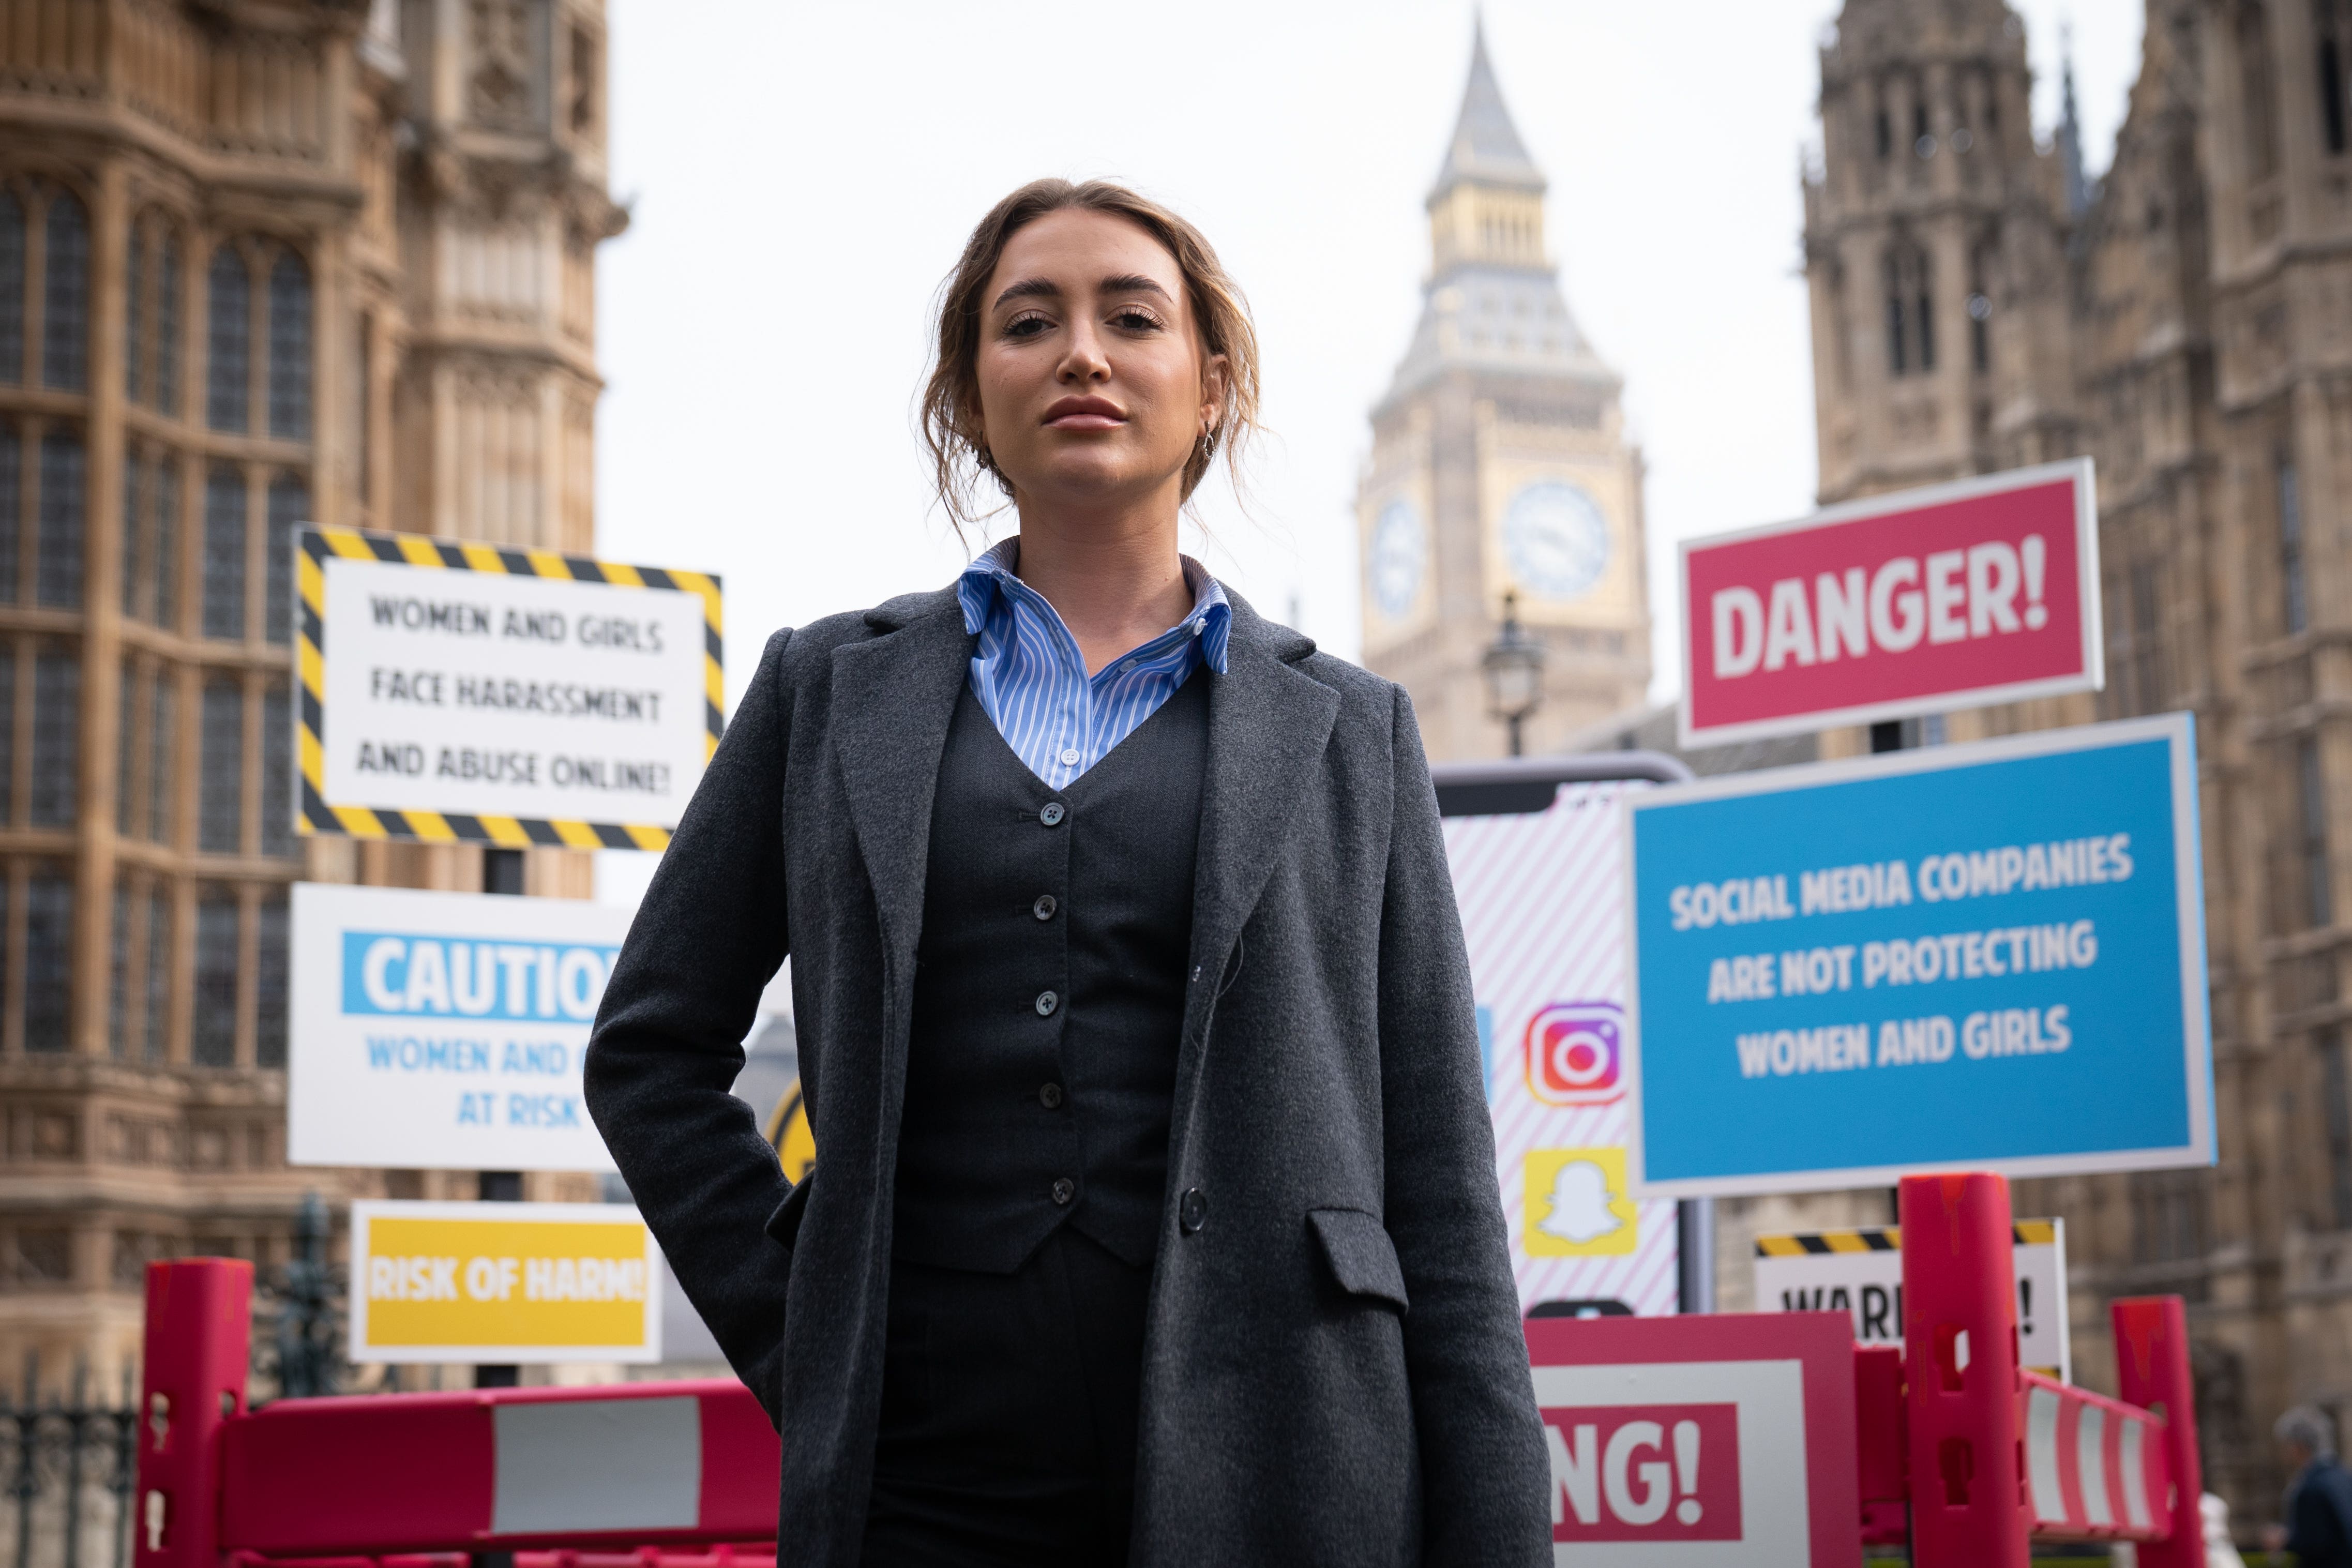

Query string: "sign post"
[1679, 460, 2100, 748]
[1622, 713, 2213, 1197]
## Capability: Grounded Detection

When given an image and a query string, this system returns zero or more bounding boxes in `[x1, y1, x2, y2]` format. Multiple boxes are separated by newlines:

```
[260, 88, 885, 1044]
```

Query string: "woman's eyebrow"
[992, 277, 1061, 309]
[1099, 274, 1172, 301]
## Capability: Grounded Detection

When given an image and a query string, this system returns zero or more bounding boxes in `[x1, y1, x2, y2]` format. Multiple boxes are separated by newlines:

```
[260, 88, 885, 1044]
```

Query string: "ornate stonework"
[0, 0, 625, 1398]
[1797, 0, 2352, 1530]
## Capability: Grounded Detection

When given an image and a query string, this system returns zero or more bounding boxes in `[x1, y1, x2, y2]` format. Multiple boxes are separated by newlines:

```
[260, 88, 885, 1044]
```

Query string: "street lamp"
[1482, 591, 1547, 757]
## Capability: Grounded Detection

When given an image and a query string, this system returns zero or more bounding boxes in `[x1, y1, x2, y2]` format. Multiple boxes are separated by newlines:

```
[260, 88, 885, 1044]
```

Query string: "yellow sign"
[349, 1200, 661, 1363]
[1522, 1147, 1639, 1258]
[765, 1080, 815, 1183]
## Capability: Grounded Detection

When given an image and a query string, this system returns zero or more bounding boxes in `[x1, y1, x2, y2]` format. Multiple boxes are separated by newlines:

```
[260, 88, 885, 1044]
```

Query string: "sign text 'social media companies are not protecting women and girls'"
[1623, 715, 2213, 1197]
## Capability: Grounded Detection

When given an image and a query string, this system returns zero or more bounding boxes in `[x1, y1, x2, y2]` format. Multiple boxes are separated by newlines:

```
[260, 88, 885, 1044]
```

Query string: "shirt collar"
[957, 536, 1231, 675]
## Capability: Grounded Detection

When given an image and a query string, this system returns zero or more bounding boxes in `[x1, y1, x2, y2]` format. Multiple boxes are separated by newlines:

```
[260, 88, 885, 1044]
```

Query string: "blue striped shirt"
[956, 537, 1231, 788]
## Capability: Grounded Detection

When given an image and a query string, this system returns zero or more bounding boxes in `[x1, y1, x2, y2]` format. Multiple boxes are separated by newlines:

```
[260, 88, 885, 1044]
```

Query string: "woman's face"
[972, 207, 1223, 517]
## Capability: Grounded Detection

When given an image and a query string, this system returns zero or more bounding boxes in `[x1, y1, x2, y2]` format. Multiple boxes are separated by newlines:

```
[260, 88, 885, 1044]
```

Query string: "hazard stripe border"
[295, 524, 722, 851]
[1753, 1220, 2059, 1257]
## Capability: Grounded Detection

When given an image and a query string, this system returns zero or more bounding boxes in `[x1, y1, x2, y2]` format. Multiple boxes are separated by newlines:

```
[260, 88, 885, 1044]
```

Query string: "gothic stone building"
[1791, 0, 2352, 1525]
[1357, 25, 1653, 761]
[0, 0, 623, 1397]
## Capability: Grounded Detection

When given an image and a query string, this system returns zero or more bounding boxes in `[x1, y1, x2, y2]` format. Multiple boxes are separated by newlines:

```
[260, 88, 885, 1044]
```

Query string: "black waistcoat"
[892, 672, 1209, 1274]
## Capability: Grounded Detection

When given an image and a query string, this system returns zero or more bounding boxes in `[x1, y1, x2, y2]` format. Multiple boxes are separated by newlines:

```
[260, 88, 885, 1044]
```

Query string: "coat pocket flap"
[1307, 1208, 1408, 1313]
[764, 1171, 812, 1249]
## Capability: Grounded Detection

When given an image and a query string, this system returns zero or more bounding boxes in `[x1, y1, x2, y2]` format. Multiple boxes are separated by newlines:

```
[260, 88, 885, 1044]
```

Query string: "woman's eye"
[1112, 308, 1163, 331]
[1004, 313, 1052, 338]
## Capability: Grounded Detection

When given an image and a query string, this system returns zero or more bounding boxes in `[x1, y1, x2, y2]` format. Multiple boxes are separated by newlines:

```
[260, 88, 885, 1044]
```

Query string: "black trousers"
[864, 1227, 1151, 1567]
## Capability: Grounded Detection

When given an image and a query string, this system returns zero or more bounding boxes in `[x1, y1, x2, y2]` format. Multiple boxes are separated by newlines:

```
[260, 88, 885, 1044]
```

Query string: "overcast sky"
[592, 0, 2144, 903]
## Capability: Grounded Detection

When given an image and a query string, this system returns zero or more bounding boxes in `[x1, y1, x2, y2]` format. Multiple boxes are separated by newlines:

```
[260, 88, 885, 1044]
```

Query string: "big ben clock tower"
[1360, 22, 1652, 761]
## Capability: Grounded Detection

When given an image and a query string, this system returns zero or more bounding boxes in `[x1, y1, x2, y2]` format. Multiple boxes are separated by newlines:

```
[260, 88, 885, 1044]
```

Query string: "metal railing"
[0, 1364, 138, 1568]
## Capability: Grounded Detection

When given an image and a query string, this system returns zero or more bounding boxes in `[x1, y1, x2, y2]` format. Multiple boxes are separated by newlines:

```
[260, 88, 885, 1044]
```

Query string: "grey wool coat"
[583, 584, 1551, 1567]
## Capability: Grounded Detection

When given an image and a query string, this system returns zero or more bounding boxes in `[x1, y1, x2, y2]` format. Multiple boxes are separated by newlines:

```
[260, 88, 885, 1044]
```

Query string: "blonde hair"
[919, 178, 1261, 531]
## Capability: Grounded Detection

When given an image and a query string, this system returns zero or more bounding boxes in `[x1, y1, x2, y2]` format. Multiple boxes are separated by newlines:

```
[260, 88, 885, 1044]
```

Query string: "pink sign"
[1527, 1311, 1861, 1567]
[1679, 460, 2100, 747]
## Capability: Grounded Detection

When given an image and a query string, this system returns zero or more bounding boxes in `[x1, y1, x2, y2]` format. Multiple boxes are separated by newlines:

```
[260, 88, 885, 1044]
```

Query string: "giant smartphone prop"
[1434, 753, 1709, 1316]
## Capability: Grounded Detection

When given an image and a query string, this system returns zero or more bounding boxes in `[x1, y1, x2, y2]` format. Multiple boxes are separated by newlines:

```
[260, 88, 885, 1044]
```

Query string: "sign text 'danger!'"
[1679, 460, 2099, 747]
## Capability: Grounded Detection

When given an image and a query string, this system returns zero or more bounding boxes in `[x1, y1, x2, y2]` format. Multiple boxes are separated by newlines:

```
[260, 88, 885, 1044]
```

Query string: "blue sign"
[1623, 714, 2212, 1197]
[339, 931, 620, 1022]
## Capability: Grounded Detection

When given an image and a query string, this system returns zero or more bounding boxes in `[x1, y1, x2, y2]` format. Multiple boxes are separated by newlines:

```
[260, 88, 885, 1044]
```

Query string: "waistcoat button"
[1034, 990, 1059, 1017]
[1033, 894, 1057, 921]
[1039, 802, 1066, 827]
[1039, 1082, 1064, 1109]
[1179, 1187, 1208, 1233]
[1051, 1178, 1076, 1205]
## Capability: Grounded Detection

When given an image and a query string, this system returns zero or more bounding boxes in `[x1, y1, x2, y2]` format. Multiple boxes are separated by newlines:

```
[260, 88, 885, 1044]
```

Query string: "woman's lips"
[1043, 397, 1125, 431]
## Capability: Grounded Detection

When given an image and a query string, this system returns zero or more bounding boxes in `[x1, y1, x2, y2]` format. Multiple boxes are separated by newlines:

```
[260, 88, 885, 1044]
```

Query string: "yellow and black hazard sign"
[1754, 1219, 2057, 1257]
[297, 524, 723, 850]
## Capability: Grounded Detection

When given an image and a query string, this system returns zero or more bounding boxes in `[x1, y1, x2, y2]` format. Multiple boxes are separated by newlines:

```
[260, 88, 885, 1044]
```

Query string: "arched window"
[41, 190, 87, 391]
[264, 473, 307, 643]
[147, 670, 175, 843]
[109, 882, 131, 1057]
[2239, 2, 2279, 180]
[0, 646, 12, 822]
[36, 430, 83, 608]
[142, 885, 171, 1060]
[261, 686, 292, 857]
[119, 448, 142, 617]
[202, 467, 246, 640]
[256, 889, 289, 1066]
[192, 885, 239, 1065]
[2318, 0, 2348, 155]
[206, 246, 250, 432]
[267, 251, 311, 440]
[198, 680, 243, 853]
[24, 865, 74, 1051]
[31, 644, 79, 827]
[1883, 241, 1935, 377]
[0, 418, 19, 604]
[0, 190, 23, 383]
[124, 221, 142, 402]
[151, 456, 179, 630]
[157, 229, 182, 417]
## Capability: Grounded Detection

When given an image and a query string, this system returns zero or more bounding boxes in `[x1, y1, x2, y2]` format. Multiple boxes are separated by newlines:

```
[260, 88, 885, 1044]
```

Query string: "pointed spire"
[1431, 13, 1546, 201]
[2057, 23, 2091, 217]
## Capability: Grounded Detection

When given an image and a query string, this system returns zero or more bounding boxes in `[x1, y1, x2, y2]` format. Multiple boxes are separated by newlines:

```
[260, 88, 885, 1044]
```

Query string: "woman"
[584, 179, 1549, 1568]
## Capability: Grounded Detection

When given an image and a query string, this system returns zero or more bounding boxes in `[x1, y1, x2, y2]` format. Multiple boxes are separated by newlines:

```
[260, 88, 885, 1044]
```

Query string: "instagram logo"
[1526, 1002, 1624, 1106]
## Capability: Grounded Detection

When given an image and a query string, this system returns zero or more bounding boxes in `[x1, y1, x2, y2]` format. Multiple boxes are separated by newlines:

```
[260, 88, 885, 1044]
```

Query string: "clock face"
[1503, 481, 1610, 601]
[1369, 496, 1428, 621]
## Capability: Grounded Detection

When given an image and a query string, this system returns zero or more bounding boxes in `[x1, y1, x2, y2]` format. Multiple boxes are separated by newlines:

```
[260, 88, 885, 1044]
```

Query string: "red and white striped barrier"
[2018, 1371, 2172, 1541]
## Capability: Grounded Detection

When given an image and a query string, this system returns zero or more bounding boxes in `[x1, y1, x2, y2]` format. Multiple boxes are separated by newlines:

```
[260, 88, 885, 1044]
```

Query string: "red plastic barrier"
[139, 1259, 257, 1564]
[133, 1260, 778, 1567]
[2113, 1294, 2202, 1568]
[1900, 1172, 2030, 1567]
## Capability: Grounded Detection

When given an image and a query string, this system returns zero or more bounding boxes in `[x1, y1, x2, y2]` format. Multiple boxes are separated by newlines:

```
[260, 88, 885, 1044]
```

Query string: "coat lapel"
[828, 587, 971, 975]
[1183, 596, 1341, 1028]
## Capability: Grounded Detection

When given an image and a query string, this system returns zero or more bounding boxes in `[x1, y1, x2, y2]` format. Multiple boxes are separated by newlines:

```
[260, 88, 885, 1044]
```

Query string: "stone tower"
[1359, 22, 1651, 762]
[1802, 0, 2082, 506]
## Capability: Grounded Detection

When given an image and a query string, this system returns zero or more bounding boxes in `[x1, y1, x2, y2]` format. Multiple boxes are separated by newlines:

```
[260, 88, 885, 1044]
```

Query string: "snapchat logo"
[1524, 1148, 1637, 1257]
